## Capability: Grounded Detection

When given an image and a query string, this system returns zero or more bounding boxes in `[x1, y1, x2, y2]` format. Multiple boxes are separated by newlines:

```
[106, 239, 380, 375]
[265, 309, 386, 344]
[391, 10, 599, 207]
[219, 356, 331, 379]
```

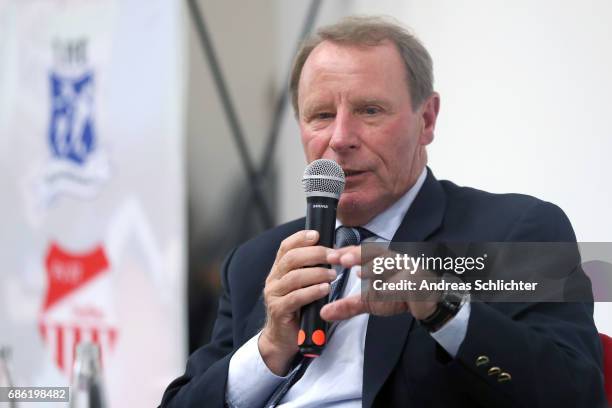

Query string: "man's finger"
[272, 267, 336, 296]
[275, 246, 332, 279]
[278, 282, 331, 313]
[320, 294, 366, 321]
[360, 245, 390, 265]
[274, 230, 319, 264]
[326, 244, 390, 270]
[326, 245, 360, 268]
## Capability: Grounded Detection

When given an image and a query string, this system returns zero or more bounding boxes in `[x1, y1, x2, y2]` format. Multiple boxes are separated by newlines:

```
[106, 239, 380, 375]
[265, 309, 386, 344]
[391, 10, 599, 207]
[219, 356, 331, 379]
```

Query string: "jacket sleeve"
[159, 247, 238, 408]
[445, 201, 606, 408]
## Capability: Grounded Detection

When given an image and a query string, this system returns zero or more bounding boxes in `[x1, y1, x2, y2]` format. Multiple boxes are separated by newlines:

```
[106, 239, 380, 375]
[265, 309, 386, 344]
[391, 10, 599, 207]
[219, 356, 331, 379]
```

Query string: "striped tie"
[329, 226, 374, 302]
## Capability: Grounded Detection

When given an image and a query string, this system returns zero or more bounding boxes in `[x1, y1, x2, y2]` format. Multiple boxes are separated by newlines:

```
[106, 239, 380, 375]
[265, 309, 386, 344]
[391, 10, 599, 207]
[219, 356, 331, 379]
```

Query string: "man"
[161, 16, 605, 407]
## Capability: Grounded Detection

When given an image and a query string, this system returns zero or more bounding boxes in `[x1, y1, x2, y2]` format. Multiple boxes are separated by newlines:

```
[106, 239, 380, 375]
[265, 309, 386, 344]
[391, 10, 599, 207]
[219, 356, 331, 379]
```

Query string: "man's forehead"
[305, 39, 401, 69]
[299, 40, 405, 92]
[298, 40, 408, 108]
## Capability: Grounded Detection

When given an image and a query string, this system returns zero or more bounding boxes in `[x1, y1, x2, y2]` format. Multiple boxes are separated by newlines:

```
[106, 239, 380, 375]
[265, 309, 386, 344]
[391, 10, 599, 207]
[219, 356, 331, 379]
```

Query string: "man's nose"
[329, 111, 361, 153]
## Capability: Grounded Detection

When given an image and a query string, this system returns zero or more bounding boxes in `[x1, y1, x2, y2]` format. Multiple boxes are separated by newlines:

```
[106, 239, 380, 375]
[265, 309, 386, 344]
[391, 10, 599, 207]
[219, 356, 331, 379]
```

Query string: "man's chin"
[338, 191, 363, 209]
[337, 193, 375, 225]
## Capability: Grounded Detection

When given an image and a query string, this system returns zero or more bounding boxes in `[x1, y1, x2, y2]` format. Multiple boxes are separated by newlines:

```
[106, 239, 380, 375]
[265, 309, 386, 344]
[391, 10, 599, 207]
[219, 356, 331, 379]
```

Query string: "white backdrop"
[0, 0, 186, 406]
[276, 0, 612, 332]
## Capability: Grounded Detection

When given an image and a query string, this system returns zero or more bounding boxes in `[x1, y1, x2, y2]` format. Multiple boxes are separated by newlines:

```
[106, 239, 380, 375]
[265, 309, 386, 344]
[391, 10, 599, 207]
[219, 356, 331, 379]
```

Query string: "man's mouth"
[344, 170, 367, 178]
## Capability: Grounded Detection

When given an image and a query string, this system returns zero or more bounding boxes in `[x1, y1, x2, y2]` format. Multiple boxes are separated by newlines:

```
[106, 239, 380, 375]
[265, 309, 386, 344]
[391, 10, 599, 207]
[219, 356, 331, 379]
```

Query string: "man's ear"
[419, 92, 440, 145]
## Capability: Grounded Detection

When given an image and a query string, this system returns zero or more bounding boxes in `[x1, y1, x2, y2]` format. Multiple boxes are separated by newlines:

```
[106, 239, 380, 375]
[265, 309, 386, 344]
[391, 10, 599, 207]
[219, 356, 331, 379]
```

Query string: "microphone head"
[302, 159, 345, 199]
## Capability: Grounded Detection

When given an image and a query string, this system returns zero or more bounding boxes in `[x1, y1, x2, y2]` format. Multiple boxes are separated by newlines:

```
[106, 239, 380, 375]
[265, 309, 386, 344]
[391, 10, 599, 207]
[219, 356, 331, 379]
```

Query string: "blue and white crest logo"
[49, 72, 96, 165]
[34, 39, 110, 208]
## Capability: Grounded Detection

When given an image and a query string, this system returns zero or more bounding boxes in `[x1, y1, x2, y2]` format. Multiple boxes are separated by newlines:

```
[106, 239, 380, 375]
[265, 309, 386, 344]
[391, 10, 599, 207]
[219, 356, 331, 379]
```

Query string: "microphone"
[298, 159, 345, 357]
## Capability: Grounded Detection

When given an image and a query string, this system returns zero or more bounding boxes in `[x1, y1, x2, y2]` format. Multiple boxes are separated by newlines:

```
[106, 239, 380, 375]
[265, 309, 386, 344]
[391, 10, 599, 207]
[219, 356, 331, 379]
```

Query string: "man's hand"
[320, 245, 439, 322]
[259, 230, 337, 376]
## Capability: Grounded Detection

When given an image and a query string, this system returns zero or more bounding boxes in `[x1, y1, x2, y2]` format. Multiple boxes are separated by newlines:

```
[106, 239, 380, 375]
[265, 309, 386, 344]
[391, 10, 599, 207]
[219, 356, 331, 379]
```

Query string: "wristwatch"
[419, 274, 470, 332]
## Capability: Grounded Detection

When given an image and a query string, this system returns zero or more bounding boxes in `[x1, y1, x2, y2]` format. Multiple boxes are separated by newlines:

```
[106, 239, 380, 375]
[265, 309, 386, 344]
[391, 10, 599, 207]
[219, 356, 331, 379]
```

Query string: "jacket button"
[498, 372, 512, 382]
[487, 366, 501, 376]
[475, 355, 490, 367]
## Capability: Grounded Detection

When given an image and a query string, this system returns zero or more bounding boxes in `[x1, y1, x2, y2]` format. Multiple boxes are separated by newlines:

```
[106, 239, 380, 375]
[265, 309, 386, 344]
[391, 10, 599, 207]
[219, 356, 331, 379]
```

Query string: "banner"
[0, 0, 186, 406]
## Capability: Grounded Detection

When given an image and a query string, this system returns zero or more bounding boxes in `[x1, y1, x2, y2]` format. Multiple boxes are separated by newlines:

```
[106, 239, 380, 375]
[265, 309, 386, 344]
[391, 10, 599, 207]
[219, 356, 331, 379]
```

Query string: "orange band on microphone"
[297, 329, 306, 345]
[312, 329, 326, 346]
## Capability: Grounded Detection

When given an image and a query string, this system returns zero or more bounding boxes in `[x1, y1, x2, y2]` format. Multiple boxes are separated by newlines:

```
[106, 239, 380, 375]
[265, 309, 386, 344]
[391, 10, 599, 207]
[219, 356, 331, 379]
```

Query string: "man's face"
[297, 40, 439, 225]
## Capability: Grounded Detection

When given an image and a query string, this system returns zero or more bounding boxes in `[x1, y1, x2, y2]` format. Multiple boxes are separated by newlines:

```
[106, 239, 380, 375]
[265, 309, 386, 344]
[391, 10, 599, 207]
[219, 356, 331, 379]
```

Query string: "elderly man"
[161, 16, 605, 407]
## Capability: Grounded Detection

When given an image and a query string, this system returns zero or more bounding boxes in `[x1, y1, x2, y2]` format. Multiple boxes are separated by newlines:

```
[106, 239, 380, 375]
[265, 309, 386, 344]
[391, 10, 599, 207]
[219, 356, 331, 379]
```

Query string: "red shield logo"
[39, 242, 118, 375]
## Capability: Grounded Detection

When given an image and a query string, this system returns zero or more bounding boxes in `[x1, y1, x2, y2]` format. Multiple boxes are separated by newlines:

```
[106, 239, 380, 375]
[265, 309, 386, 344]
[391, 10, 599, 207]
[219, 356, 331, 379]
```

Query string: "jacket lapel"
[362, 168, 447, 408]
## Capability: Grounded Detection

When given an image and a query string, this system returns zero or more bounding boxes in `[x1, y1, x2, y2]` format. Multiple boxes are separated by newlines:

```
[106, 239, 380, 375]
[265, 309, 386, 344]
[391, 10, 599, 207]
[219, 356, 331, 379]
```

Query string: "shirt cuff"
[226, 331, 289, 408]
[429, 300, 471, 357]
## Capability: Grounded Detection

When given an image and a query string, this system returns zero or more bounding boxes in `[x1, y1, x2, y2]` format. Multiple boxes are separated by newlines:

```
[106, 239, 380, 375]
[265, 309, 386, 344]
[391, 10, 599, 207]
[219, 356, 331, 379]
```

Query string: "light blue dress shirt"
[226, 168, 471, 407]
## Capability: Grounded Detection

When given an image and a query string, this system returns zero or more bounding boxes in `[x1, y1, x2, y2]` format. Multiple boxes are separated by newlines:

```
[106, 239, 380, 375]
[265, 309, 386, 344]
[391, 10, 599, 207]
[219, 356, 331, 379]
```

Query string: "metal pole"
[187, 0, 274, 228]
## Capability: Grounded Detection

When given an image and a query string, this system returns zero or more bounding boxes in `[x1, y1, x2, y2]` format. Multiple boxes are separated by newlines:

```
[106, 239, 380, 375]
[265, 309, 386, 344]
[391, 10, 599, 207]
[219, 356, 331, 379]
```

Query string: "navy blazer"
[161, 169, 606, 407]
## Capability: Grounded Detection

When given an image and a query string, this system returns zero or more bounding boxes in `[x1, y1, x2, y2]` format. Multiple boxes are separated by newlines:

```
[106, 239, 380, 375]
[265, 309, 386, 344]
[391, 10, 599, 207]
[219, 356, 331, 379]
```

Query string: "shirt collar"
[336, 167, 428, 241]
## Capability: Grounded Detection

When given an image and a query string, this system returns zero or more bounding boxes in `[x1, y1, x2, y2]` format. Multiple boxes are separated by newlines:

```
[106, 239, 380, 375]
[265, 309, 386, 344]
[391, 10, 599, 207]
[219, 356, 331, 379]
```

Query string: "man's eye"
[316, 112, 334, 120]
[360, 106, 381, 115]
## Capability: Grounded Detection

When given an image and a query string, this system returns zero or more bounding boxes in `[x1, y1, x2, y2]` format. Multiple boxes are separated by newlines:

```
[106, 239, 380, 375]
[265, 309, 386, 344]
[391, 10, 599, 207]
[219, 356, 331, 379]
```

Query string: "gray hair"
[290, 15, 434, 116]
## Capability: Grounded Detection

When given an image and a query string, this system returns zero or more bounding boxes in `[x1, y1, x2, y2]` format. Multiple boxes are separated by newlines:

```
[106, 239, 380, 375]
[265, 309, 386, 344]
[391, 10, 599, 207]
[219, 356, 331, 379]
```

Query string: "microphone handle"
[299, 196, 337, 357]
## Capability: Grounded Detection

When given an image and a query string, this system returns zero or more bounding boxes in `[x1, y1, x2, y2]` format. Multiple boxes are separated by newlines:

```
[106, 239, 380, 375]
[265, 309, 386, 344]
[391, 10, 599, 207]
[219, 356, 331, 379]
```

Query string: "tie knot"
[334, 226, 374, 248]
